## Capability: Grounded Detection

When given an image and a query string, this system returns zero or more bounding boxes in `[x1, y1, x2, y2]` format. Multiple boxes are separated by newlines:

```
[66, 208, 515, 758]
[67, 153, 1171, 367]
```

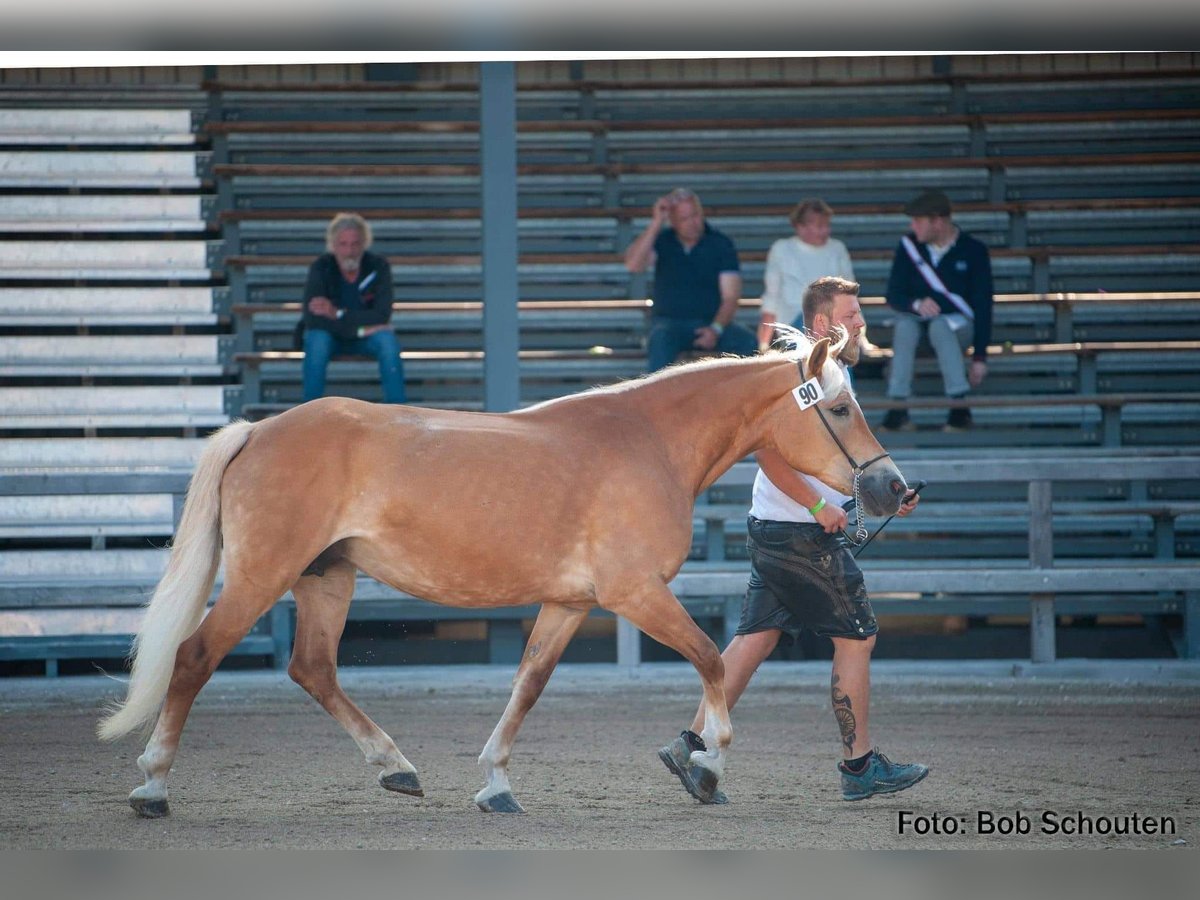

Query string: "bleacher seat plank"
[0, 240, 217, 280]
[0, 386, 237, 431]
[0, 195, 209, 233]
[0, 335, 230, 378]
[0, 109, 196, 145]
[0, 287, 226, 327]
[0, 151, 206, 188]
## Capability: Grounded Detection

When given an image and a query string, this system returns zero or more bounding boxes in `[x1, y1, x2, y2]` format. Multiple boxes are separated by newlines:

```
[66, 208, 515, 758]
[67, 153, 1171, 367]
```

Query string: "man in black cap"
[881, 189, 994, 431]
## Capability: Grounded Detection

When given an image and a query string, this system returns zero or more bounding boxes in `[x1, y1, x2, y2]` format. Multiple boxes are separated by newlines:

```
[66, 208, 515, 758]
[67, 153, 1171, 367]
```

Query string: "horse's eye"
[832, 405, 850, 417]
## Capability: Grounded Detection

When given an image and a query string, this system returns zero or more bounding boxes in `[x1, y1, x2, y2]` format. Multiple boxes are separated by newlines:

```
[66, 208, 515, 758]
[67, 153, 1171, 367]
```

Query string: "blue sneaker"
[839, 750, 928, 801]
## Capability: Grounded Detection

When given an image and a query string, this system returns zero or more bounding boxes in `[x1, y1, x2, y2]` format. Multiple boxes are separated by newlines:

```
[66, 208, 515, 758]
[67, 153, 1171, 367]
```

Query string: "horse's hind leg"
[476, 603, 590, 813]
[130, 581, 279, 818]
[288, 560, 422, 797]
[606, 579, 731, 803]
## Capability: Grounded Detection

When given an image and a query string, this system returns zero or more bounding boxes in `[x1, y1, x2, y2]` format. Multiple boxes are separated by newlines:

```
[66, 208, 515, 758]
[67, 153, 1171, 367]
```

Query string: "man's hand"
[692, 325, 719, 351]
[359, 323, 391, 338]
[969, 359, 988, 388]
[915, 297, 941, 319]
[307, 296, 339, 320]
[815, 502, 849, 534]
[897, 491, 921, 518]
[652, 195, 672, 225]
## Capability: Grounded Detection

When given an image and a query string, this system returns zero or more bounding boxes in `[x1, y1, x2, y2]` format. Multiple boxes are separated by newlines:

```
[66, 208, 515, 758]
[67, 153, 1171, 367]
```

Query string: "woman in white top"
[757, 198, 855, 349]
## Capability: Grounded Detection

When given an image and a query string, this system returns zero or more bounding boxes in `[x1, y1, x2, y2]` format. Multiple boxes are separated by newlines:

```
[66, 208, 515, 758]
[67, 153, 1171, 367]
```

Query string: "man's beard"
[337, 255, 361, 276]
[838, 331, 862, 366]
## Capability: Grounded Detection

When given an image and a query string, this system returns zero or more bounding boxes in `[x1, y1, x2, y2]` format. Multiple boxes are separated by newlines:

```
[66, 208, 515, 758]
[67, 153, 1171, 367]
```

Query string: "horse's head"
[773, 327, 908, 517]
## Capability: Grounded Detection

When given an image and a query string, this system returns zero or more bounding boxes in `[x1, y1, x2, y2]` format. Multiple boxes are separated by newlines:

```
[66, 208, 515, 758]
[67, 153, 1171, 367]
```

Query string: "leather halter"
[799, 359, 892, 544]
[798, 359, 892, 479]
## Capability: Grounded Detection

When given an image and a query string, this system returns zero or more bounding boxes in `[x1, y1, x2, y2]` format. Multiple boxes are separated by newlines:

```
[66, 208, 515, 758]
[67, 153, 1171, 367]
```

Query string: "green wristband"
[709, 321, 725, 336]
[808, 498, 827, 516]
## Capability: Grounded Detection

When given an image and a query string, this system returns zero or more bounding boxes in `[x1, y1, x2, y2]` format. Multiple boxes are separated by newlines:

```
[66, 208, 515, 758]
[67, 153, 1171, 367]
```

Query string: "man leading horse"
[659, 276, 928, 805]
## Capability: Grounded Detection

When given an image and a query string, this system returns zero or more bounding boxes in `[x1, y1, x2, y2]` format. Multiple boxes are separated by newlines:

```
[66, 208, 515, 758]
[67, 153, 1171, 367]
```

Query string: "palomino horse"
[98, 330, 907, 816]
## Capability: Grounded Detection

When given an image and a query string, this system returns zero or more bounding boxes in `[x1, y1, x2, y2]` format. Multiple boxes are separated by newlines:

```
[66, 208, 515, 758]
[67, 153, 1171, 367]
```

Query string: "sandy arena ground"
[0, 660, 1196, 849]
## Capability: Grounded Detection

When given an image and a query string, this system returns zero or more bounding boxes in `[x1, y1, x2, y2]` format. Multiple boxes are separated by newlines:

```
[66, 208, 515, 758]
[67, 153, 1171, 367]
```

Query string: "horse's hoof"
[380, 770, 425, 797]
[130, 797, 170, 818]
[476, 791, 526, 814]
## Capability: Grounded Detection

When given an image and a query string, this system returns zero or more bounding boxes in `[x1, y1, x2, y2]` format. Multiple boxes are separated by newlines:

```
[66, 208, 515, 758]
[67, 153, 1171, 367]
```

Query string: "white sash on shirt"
[901, 236, 974, 320]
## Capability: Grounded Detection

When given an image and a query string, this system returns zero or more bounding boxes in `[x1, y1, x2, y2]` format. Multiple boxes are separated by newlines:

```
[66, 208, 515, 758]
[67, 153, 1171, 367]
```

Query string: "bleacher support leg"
[723, 597, 741, 649]
[487, 620, 525, 665]
[45, 657, 58, 678]
[1030, 596, 1056, 664]
[269, 603, 292, 670]
[1029, 480, 1056, 663]
[1102, 406, 1122, 448]
[616, 616, 641, 667]
[706, 519, 725, 562]
[1185, 593, 1199, 660]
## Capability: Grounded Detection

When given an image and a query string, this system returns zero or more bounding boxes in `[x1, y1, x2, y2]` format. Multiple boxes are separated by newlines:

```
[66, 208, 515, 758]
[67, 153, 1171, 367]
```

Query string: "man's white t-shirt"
[750, 468, 852, 524]
[760, 236, 855, 328]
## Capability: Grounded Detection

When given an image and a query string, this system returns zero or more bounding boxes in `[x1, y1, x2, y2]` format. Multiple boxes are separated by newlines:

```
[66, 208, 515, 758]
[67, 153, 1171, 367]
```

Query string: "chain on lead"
[844, 469, 870, 546]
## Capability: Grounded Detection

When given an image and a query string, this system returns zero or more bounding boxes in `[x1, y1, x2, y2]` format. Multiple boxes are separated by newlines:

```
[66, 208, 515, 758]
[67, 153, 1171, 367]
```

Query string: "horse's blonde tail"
[97, 419, 257, 742]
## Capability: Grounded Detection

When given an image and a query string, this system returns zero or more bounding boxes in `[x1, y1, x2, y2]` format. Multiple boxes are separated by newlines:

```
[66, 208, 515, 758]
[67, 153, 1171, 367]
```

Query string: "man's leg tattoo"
[831, 672, 857, 754]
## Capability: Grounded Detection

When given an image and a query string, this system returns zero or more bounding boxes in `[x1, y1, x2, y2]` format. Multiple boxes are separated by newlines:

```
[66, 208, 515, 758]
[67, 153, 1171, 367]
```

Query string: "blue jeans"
[302, 327, 406, 404]
[646, 317, 759, 372]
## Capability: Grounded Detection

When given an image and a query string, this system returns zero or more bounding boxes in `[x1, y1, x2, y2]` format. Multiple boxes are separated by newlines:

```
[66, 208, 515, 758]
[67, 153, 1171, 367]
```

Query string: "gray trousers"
[887, 312, 972, 398]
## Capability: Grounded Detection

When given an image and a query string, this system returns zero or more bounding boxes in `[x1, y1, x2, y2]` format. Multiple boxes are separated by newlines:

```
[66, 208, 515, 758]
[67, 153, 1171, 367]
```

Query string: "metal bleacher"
[2, 61, 1199, 675]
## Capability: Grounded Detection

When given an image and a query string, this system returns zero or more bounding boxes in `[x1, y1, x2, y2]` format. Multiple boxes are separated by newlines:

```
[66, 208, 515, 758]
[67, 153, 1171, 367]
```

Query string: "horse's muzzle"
[859, 464, 908, 517]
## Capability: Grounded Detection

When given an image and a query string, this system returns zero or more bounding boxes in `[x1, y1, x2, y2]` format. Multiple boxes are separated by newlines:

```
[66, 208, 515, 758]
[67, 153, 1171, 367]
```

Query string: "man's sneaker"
[839, 750, 929, 801]
[880, 408, 914, 431]
[944, 405, 973, 432]
[657, 732, 728, 805]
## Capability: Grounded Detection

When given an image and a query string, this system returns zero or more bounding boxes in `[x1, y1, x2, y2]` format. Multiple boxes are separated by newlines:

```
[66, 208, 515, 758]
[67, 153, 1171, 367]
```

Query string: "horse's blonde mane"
[525, 329, 851, 411]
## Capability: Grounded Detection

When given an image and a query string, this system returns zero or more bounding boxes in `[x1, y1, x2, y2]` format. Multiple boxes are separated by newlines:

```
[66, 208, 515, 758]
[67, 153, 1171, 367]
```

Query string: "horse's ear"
[805, 337, 831, 382]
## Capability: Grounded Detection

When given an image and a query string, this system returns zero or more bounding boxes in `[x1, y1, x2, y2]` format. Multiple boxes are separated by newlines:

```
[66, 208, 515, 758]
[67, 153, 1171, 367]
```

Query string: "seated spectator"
[301, 213, 405, 404]
[757, 198, 855, 349]
[882, 190, 993, 432]
[623, 188, 757, 372]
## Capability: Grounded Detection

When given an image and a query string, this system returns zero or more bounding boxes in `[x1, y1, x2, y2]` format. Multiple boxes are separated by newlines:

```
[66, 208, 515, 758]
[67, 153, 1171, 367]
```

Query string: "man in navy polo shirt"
[624, 188, 758, 372]
[882, 189, 994, 432]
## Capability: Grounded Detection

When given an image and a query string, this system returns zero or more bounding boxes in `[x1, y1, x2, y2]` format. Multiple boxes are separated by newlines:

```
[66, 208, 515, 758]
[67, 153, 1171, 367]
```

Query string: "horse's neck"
[630, 356, 795, 496]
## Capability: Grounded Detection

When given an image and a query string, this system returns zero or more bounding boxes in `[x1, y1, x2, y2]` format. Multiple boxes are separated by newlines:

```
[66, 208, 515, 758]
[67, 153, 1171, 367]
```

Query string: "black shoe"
[880, 408, 913, 431]
[944, 405, 973, 431]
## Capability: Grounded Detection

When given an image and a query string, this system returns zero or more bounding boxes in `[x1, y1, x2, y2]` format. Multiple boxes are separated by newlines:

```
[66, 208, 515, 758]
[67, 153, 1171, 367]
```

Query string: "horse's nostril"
[890, 480, 905, 497]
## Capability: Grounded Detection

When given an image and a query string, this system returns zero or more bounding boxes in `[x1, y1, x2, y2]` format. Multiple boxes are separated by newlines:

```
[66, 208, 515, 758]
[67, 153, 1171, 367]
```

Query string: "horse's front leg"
[607, 578, 732, 803]
[476, 603, 590, 813]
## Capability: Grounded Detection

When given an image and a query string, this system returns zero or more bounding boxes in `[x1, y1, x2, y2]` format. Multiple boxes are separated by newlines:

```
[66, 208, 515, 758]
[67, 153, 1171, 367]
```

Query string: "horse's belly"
[342, 532, 595, 609]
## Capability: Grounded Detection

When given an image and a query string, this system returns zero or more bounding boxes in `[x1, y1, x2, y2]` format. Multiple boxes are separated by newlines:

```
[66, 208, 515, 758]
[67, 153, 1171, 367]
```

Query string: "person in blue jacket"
[882, 190, 993, 432]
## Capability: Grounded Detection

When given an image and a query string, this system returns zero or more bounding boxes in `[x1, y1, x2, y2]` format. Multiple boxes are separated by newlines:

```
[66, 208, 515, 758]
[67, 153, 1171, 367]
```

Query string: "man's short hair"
[788, 198, 834, 226]
[802, 275, 861, 329]
[665, 187, 703, 212]
[903, 189, 953, 218]
[326, 212, 373, 252]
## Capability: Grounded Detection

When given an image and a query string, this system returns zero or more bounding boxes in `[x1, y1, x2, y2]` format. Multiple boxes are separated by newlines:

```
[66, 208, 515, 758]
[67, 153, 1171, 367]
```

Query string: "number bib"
[792, 377, 825, 410]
